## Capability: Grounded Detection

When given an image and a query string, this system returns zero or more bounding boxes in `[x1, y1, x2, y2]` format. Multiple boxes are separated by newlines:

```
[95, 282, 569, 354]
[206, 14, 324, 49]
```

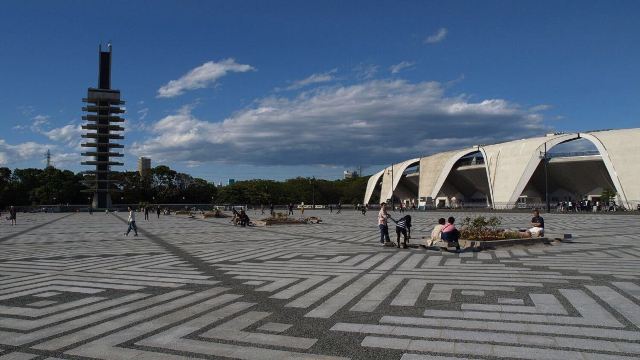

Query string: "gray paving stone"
[1, 211, 640, 360]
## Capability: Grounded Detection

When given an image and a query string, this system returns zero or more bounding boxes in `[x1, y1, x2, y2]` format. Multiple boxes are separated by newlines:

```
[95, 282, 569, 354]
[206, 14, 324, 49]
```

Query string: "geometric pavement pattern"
[1, 210, 640, 359]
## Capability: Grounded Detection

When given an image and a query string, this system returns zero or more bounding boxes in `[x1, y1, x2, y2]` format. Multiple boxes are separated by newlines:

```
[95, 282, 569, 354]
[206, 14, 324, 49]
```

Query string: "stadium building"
[364, 128, 640, 210]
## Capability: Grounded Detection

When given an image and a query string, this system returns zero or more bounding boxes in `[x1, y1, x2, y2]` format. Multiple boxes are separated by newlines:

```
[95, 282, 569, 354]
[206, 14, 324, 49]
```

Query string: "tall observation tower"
[81, 44, 125, 209]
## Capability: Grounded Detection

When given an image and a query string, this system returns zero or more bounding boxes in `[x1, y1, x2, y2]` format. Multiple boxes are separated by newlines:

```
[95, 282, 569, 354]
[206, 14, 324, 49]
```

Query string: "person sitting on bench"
[525, 209, 544, 237]
[239, 210, 250, 227]
[440, 216, 461, 252]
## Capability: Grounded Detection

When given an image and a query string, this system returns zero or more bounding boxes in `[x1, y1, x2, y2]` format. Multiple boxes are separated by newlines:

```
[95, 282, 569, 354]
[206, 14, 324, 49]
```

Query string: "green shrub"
[460, 216, 519, 240]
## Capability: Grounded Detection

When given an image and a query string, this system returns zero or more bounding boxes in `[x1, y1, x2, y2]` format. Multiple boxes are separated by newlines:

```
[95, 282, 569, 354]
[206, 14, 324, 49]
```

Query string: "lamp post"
[310, 177, 315, 209]
[388, 165, 394, 209]
[539, 143, 551, 212]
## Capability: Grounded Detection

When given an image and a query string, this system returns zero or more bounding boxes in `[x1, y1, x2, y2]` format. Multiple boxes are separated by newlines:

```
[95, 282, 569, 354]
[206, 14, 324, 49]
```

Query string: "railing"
[547, 150, 600, 158]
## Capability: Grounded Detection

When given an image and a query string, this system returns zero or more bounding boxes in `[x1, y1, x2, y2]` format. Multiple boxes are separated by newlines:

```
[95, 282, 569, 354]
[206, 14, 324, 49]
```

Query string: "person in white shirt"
[378, 203, 391, 244]
[125, 206, 138, 236]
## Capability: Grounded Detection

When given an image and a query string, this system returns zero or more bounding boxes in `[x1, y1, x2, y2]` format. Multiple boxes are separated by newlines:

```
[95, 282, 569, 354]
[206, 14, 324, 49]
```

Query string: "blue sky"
[1, 0, 639, 182]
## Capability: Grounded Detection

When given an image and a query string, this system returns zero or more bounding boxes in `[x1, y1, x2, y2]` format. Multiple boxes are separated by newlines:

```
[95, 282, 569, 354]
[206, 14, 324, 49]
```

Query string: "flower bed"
[259, 212, 322, 226]
[459, 216, 521, 241]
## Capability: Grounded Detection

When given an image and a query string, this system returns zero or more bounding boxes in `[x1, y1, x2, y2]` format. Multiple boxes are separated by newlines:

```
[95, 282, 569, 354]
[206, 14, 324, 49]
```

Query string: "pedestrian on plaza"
[300, 202, 305, 215]
[261, 204, 265, 215]
[391, 215, 411, 248]
[156, 206, 161, 219]
[270, 203, 275, 217]
[441, 216, 460, 252]
[329, 204, 333, 213]
[9, 206, 17, 226]
[336, 202, 342, 214]
[88, 206, 93, 215]
[144, 206, 149, 221]
[239, 209, 250, 227]
[288, 203, 294, 215]
[361, 204, 367, 216]
[378, 203, 391, 245]
[124, 206, 138, 236]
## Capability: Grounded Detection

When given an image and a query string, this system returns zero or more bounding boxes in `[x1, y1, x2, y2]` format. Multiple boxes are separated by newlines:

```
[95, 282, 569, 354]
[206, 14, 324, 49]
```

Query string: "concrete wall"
[379, 158, 419, 203]
[363, 169, 384, 205]
[582, 129, 640, 208]
[417, 150, 460, 204]
[481, 134, 578, 207]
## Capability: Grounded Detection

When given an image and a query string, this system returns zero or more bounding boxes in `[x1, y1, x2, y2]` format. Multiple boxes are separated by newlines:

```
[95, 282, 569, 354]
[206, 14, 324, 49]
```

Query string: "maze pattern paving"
[1, 210, 640, 359]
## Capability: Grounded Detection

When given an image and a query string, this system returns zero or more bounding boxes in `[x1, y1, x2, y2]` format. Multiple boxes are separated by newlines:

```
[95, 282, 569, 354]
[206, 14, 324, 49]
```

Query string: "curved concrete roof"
[379, 158, 420, 203]
[364, 128, 640, 209]
[363, 169, 384, 205]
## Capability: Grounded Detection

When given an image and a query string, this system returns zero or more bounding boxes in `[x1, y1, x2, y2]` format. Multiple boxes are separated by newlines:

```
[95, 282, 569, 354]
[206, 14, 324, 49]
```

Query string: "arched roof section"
[481, 133, 579, 207]
[379, 158, 420, 203]
[430, 148, 482, 199]
[363, 169, 385, 205]
[418, 150, 461, 201]
[580, 129, 640, 209]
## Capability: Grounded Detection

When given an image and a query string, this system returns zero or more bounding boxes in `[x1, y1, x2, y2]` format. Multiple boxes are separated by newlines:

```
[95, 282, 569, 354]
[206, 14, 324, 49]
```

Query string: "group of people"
[377, 202, 413, 248]
[231, 208, 251, 227]
[378, 202, 546, 252]
[557, 199, 617, 213]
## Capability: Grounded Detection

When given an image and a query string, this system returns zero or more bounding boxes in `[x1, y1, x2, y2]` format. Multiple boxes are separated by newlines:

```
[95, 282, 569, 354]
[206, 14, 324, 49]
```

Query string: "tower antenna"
[45, 149, 52, 169]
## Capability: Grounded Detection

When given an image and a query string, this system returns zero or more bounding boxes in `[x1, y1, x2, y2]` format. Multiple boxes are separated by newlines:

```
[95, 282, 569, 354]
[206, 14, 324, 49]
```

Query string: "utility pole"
[539, 143, 551, 212]
[310, 177, 315, 209]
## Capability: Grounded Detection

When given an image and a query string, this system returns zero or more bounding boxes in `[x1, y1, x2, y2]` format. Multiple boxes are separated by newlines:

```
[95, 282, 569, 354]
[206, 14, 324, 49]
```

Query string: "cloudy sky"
[1, 0, 639, 182]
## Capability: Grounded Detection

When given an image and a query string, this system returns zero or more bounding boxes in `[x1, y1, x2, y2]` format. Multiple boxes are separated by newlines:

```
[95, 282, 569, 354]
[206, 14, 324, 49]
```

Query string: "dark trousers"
[126, 221, 138, 235]
[396, 227, 407, 246]
[379, 224, 390, 243]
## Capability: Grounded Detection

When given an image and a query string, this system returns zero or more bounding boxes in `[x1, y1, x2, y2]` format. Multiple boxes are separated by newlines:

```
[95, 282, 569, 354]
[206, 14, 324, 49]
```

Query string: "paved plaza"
[1, 210, 640, 360]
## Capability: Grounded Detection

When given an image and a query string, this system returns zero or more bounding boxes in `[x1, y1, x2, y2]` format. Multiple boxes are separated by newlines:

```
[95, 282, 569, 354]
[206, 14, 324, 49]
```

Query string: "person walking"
[269, 203, 275, 217]
[88, 206, 93, 215]
[336, 202, 342, 214]
[329, 204, 333, 213]
[288, 203, 294, 216]
[300, 202, 305, 215]
[362, 203, 367, 215]
[144, 206, 149, 221]
[9, 206, 17, 226]
[156, 206, 161, 219]
[378, 203, 391, 245]
[125, 206, 138, 236]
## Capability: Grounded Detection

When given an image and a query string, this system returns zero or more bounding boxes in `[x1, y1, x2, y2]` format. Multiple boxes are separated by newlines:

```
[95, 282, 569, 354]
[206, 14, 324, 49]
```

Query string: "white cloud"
[137, 107, 149, 120]
[389, 61, 416, 74]
[157, 59, 255, 98]
[0, 139, 49, 166]
[285, 69, 337, 90]
[13, 114, 51, 132]
[133, 79, 549, 167]
[354, 63, 379, 80]
[529, 104, 552, 112]
[425, 28, 448, 44]
[42, 124, 84, 148]
[50, 152, 82, 166]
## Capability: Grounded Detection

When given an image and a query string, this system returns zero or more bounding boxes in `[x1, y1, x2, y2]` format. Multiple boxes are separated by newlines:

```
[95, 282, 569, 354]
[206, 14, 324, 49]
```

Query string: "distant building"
[343, 170, 359, 179]
[138, 157, 151, 176]
[228, 179, 236, 185]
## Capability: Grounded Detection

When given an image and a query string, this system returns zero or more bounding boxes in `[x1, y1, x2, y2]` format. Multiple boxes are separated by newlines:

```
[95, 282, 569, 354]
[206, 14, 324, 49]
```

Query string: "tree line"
[0, 165, 369, 207]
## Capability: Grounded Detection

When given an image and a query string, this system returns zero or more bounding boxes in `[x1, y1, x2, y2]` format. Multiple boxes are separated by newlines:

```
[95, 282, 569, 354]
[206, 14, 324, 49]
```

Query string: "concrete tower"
[81, 44, 125, 209]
